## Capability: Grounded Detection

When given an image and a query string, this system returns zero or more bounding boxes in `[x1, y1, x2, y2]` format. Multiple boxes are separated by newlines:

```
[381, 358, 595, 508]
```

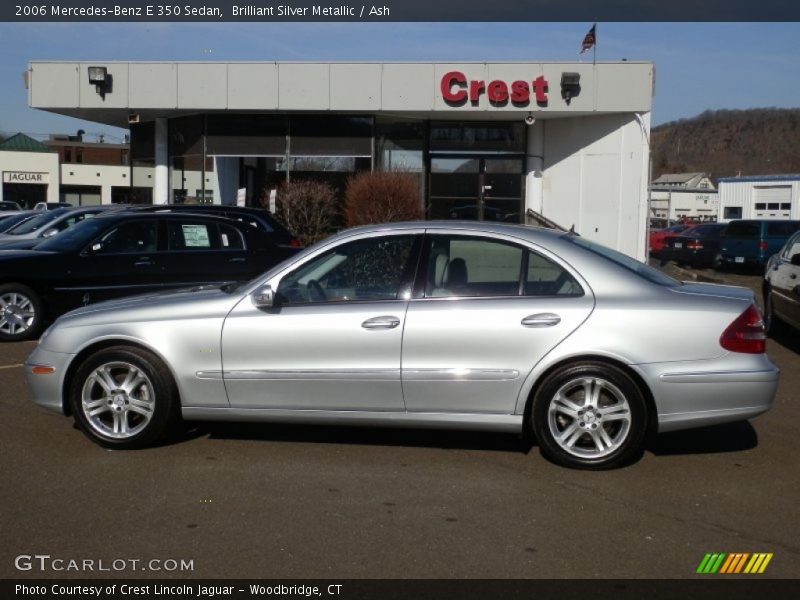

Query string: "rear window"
[766, 222, 800, 236]
[567, 235, 678, 287]
[725, 222, 759, 238]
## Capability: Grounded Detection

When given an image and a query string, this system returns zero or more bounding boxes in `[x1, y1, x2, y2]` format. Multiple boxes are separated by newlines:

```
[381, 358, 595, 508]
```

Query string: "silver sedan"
[25, 222, 779, 469]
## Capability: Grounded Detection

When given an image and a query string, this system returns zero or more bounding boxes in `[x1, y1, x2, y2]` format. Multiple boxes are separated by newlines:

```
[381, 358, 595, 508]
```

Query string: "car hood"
[669, 282, 756, 303]
[59, 284, 243, 323]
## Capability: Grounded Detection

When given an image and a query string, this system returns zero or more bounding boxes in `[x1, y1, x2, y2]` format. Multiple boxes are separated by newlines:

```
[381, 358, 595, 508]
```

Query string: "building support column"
[154, 117, 169, 205]
[525, 120, 545, 216]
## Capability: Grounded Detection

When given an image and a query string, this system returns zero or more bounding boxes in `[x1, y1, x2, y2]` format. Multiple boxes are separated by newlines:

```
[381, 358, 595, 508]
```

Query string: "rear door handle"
[361, 316, 401, 330]
[134, 257, 154, 267]
[228, 257, 246, 263]
[521, 313, 561, 328]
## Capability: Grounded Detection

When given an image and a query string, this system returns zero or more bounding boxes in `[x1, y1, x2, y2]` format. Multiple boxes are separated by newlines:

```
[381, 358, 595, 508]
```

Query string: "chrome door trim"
[402, 368, 520, 381]
[198, 369, 400, 381]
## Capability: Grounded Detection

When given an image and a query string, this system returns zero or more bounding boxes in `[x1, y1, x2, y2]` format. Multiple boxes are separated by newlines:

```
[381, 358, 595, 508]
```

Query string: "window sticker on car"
[182, 224, 211, 248]
[221, 233, 229, 247]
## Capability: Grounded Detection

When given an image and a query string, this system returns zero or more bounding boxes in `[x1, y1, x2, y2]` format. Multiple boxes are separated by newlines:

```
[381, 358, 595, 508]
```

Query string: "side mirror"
[42, 228, 58, 238]
[252, 284, 275, 309]
[791, 254, 800, 267]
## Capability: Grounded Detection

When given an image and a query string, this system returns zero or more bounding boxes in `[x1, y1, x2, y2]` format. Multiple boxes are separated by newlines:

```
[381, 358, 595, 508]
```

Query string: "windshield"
[566, 235, 679, 286]
[33, 218, 111, 253]
[4, 210, 64, 235]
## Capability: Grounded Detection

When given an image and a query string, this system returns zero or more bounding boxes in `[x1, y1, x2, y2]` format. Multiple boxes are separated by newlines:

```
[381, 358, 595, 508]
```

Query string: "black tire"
[531, 361, 647, 470]
[69, 346, 180, 449]
[0, 283, 44, 342]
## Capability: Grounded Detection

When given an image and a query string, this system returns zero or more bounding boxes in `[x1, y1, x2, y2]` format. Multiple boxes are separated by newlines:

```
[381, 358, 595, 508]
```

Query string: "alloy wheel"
[80, 362, 156, 439]
[0, 291, 36, 336]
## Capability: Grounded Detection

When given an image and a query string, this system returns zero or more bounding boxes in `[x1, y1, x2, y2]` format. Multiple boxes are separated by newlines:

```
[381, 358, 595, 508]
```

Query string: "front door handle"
[521, 313, 561, 328]
[134, 257, 154, 267]
[361, 316, 401, 330]
[229, 257, 246, 263]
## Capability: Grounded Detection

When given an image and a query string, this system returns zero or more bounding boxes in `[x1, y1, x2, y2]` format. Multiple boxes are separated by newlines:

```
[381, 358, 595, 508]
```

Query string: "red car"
[649, 224, 690, 255]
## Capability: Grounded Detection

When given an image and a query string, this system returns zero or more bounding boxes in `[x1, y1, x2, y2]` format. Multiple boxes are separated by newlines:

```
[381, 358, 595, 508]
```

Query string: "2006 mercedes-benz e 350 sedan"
[25, 222, 779, 469]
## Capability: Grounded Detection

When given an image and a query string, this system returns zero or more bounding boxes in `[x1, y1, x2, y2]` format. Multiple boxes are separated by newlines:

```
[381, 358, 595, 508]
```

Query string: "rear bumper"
[634, 357, 780, 433]
[718, 253, 767, 267]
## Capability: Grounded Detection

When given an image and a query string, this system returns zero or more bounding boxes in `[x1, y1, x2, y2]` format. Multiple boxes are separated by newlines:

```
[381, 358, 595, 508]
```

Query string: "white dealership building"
[26, 60, 654, 258]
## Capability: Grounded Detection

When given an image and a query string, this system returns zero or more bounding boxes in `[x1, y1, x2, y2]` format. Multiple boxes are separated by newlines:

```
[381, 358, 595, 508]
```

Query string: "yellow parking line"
[0, 364, 23, 370]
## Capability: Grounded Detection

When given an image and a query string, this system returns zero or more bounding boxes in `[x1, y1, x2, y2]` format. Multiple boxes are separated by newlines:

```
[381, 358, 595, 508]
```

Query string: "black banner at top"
[2, 0, 800, 22]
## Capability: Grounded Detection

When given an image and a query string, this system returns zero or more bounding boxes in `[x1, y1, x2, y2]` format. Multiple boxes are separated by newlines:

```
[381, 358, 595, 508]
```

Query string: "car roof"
[330, 220, 570, 243]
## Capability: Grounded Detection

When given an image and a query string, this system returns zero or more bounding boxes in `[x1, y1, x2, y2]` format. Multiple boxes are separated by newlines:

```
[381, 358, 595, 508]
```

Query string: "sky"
[0, 21, 798, 142]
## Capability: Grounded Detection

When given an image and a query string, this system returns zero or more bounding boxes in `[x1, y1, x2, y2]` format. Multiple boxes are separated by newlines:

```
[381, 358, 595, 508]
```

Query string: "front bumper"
[24, 346, 76, 415]
[635, 356, 780, 432]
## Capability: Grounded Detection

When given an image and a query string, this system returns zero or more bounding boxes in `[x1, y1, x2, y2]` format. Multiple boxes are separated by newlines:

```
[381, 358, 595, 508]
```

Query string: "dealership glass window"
[130, 122, 155, 201]
[723, 207, 743, 220]
[289, 116, 372, 157]
[429, 122, 525, 153]
[169, 116, 207, 204]
[376, 118, 426, 207]
[206, 115, 287, 156]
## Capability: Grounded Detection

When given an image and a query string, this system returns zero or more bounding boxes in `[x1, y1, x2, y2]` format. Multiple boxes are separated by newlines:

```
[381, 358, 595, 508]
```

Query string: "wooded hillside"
[652, 108, 800, 182]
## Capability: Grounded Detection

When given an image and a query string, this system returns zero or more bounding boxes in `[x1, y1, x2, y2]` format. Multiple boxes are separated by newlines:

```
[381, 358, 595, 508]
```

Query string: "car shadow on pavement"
[770, 326, 800, 355]
[646, 421, 758, 456]
[184, 421, 537, 454]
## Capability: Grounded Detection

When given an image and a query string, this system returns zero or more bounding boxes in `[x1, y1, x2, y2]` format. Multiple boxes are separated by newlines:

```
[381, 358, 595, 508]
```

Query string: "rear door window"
[725, 222, 760, 238]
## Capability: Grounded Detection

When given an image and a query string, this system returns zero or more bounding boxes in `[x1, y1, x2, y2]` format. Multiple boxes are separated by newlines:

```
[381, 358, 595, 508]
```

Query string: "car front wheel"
[70, 346, 179, 448]
[532, 362, 647, 469]
[0, 283, 44, 341]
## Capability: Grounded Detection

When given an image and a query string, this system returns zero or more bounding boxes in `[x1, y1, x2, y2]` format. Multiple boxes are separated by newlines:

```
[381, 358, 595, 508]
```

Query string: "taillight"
[719, 304, 766, 354]
[289, 238, 302, 248]
[758, 241, 768, 252]
[687, 240, 703, 250]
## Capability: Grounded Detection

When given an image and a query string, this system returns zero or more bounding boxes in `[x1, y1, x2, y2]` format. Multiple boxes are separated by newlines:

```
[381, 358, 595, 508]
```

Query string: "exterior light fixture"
[87, 66, 110, 99]
[560, 72, 581, 105]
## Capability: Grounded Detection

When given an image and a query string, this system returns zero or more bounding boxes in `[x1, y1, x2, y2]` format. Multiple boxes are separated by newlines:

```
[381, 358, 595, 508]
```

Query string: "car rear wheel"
[532, 362, 647, 470]
[70, 346, 179, 449]
[0, 283, 44, 341]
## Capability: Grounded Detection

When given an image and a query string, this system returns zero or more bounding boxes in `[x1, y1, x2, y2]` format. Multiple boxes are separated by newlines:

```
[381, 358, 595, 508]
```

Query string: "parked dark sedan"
[0, 212, 36, 234]
[764, 230, 800, 334]
[661, 223, 727, 268]
[0, 212, 298, 341]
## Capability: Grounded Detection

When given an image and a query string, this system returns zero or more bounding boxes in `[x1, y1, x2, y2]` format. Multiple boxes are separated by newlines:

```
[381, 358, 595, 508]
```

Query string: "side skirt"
[181, 407, 524, 433]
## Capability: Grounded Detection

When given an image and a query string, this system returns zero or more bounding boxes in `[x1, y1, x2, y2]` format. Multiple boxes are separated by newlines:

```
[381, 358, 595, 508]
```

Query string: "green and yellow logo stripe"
[696, 553, 773, 574]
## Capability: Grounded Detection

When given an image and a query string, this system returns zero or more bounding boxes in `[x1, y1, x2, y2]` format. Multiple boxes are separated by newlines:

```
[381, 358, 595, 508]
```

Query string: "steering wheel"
[307, 279, 327, 302]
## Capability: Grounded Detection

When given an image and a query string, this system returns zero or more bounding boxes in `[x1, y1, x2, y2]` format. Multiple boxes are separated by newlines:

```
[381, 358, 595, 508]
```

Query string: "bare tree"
[275, 180, 339, 246]
[344, 171, 423, 227]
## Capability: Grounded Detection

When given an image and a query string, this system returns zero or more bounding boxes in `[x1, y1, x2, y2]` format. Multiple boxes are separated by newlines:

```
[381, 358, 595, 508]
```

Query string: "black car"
[661, 223, 727, 268]
[0, 212, 36, 234]
[133, 204, 301, 248]
[0, 211, 298, 341]
[0, 201, 22, 211]
[764, 230, 800, 334]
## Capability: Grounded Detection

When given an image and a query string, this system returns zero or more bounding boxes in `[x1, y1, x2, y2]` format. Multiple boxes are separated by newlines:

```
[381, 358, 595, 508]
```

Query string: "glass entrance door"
[429, 156, 524, 223]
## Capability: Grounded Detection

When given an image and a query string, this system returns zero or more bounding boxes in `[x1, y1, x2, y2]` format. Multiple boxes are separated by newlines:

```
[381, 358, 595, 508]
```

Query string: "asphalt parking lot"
[1, 268, 799, 580]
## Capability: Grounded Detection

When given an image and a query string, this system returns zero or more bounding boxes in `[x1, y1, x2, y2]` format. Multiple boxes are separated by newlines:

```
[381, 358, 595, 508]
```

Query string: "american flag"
[580, 24, 596, 54]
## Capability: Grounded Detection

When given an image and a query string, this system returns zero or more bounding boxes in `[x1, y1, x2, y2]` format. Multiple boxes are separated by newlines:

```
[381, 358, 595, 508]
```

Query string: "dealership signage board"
[3, 171, 49, 184]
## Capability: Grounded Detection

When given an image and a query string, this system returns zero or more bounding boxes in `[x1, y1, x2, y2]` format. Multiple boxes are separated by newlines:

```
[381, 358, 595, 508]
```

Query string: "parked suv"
[716, 219, 800, 269]
[134, 204, 301, 248]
